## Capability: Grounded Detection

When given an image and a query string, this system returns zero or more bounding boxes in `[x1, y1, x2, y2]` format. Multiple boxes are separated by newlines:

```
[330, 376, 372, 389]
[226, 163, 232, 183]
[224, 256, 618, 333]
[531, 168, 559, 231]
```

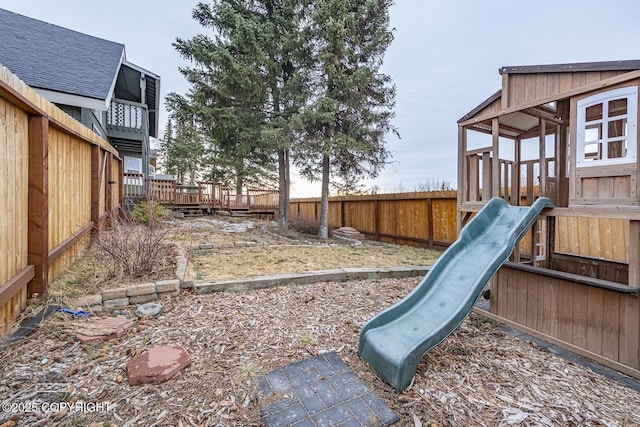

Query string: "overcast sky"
[3, 1, 640, 197]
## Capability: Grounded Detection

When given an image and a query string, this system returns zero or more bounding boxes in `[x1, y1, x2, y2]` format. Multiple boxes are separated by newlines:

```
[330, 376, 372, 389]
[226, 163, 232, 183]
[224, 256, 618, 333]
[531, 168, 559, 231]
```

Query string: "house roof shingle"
[0, 8, 124, 102]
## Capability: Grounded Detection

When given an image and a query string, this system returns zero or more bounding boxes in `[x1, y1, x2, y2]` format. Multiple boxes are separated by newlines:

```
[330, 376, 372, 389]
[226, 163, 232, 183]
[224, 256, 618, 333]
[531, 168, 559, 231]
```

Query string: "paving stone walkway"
[258, 352, 399, 427]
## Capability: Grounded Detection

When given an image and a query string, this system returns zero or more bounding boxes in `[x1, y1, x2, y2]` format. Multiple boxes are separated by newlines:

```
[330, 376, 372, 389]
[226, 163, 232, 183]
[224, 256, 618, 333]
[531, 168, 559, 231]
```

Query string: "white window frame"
[576, 86, 638, 167]
[124, 156, 143, 174]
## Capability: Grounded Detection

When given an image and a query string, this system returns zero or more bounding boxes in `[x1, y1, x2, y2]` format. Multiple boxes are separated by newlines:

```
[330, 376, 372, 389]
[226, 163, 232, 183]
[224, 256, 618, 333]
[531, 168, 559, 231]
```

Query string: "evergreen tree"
[157, 118, 174, 173]
[171, 1, 311, 209]
[164, 93, 206, 183]
[295, 0, 397, 238]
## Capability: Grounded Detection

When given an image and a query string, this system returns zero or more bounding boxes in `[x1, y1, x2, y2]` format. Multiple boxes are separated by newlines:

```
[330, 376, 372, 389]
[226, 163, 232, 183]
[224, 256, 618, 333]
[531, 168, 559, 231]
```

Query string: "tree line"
[159, 0, 397, 238]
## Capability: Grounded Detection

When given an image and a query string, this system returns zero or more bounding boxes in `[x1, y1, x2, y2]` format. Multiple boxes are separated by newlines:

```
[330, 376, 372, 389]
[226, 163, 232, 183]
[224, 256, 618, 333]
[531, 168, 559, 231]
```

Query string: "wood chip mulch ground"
[1, 277, 639, 427]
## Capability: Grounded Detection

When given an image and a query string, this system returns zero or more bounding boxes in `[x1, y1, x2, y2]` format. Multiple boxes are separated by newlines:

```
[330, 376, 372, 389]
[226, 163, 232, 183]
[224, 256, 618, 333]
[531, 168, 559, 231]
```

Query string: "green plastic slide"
[358, 197, 555, 392]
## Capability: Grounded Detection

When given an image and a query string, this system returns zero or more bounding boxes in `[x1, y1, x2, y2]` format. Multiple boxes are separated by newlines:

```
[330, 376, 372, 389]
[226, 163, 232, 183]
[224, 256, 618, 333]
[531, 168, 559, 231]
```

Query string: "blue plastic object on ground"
[358, 197, 555, 392]
[57, 307, 90, 318]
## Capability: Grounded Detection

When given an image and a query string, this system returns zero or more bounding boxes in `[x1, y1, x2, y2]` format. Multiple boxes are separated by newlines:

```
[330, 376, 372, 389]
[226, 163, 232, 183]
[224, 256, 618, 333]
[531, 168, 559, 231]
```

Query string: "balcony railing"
[106, 99, 148, 142]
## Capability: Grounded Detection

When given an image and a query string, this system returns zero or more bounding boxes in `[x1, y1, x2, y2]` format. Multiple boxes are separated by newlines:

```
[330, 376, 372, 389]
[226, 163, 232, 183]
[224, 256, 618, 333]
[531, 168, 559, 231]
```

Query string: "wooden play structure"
[458, 60, 640, 378]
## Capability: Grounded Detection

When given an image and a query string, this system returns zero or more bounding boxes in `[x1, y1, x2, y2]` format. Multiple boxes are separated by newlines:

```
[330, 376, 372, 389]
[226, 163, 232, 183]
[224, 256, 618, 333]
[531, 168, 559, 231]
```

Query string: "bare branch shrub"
[95, 204, 172, 279]
[289, 214, 335, 236]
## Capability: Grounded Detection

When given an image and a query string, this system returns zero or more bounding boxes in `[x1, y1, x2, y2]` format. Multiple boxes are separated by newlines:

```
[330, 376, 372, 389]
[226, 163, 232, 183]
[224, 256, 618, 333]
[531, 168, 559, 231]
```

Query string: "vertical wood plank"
[0, 99, 9, 283]
[572, 284, 588, 349]
[492, 118, 500, 198]
[548, 277, 559, 337]
[91, 145, 100, 235]
[586, 287, 604, 355]
[557, 281, 574, 343]
[506, 268, 517, 321]
[426, 198, 434, 249]
[27, 115, 49, 295]
[482, 151, 492, 201]
[602, 291, 620, 362]
[539, 118, 547, 197]
[526, 270, 539, 330]
[515, 268, 528, 326]
[458, 126, 466, 206]
[618, 294, 640, 369]
[630, 221, 640, 287]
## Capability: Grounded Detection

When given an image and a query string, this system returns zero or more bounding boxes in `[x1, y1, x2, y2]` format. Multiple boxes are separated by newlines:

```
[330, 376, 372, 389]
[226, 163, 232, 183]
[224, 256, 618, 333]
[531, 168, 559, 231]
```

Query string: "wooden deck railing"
[123, 173, 145, 197]
[122, 177, 278, 212]
[249, 189, 280, 209]
[148, 179, 176, 204]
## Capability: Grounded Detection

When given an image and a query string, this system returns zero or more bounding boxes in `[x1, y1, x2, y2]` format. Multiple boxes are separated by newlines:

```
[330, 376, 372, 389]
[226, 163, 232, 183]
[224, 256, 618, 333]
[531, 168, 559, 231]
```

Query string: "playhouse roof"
[0, 8, 125, 110]
[458, 59, 640, 137]
[498, 59, 640, 75]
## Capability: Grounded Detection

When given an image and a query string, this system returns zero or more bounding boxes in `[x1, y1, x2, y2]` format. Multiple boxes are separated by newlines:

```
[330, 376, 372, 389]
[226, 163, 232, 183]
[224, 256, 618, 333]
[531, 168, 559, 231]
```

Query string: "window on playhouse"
[576, 86, 637, 167]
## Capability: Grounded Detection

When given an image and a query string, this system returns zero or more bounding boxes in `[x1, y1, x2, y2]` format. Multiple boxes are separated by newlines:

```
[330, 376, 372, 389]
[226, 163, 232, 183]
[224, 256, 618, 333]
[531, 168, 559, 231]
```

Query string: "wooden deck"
[123, 174, 279, 217]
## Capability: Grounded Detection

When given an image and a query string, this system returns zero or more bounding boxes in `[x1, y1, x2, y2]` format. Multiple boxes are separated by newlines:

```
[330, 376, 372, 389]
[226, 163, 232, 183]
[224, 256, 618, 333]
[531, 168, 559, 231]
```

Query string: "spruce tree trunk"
[319, 154, 330, 239]
[278, 148, 289, 226]
[236, 173, 243, 208]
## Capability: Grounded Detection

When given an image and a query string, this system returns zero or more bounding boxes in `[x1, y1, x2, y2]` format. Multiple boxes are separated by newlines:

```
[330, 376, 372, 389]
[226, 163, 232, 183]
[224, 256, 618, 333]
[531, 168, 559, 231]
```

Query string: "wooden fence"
[0, 65, 121, 337]
[290, 191, 458, 249]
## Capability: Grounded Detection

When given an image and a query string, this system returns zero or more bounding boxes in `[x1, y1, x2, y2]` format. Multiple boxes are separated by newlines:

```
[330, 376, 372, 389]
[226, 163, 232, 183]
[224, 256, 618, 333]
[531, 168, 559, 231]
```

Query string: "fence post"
[91, 145, 100, 236]
[105, 153, 115, 221]
[427, 197, 434, 249]
[27, 115, 49, 295]
[374, 199, 380, 240]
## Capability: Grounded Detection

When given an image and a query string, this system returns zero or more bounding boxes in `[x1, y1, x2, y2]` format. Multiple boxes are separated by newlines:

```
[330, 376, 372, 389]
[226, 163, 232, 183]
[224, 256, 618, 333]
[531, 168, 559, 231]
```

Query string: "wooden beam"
[427, 198, 434, 249]
[27, 115, 49, 295]
[0, 266, 35, 309]
[523, 107, 564, 125]
[457, 126, 466, 208]
[630, 221, 640, 288]
[467, 123, 521, 139]
[91, 146, 100, 236]
[513, 136, 521, 206]
[0, 78, 42, 115]
[106, 153, 114, 221]
[501, 73, 510, 110]
[492, 118, 500, 198]
[539, 119, 547, 199]
[48, 221, 94, 263]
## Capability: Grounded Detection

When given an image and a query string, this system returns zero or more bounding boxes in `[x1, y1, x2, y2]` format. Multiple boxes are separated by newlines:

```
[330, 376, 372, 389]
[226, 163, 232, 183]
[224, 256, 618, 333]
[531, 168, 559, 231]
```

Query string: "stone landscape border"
[76, 241, 430, 311]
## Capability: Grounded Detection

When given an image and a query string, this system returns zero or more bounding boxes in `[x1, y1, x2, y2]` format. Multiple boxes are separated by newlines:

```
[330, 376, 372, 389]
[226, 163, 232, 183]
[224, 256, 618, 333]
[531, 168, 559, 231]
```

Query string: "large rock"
[126, 345, 191, 386]
[332, 226, 366, 240]
[74, 315, 134, 343]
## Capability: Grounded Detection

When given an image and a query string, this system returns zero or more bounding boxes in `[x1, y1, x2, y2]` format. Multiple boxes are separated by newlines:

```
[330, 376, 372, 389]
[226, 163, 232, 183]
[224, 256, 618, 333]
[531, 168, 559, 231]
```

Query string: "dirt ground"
[1, 216, 639, 426]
